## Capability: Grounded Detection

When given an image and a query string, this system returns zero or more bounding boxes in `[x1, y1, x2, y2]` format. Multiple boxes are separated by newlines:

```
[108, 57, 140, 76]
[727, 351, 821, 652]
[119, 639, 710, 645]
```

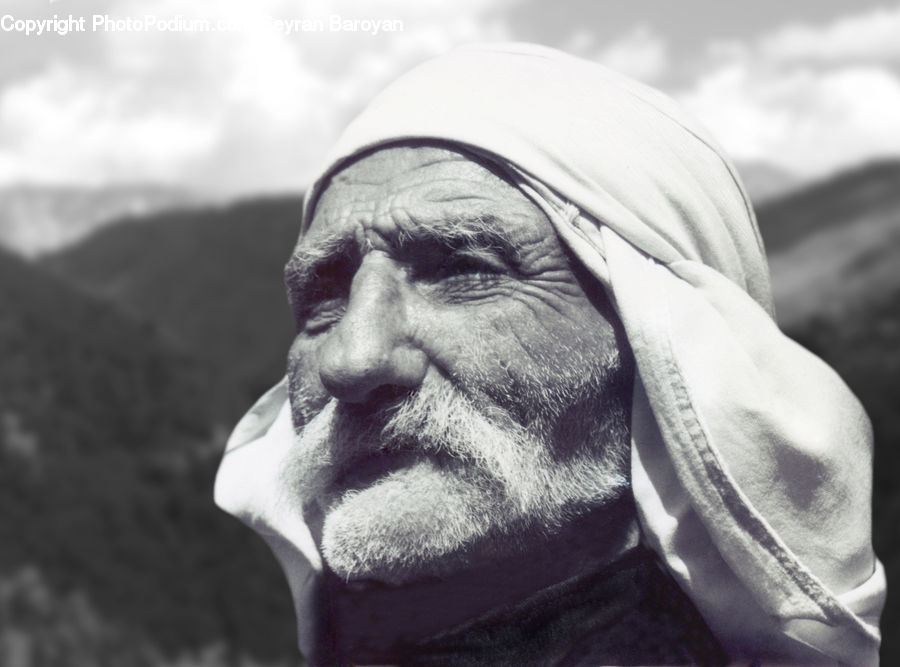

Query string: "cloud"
[677, 4, 900, 178]
[680, 62, 900, 177]
[563, 25, 668, 83]
[0, 63, 221, 186]
[595, 26, 668, 83]
[759, 4, 900, 64]
[6, 1, 899, 192]
[0, 0, 518, 194]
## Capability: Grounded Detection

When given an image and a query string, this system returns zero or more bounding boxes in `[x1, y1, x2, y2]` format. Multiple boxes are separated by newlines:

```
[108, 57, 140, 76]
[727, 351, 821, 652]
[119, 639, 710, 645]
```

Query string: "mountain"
[0, 184, 205, 258]
[43, 196, 303, 399]
[734, 161, 801, 204]
[0, 248, 299, 664]
[758, 160, 900, 329]
[0, 245, 234, 453]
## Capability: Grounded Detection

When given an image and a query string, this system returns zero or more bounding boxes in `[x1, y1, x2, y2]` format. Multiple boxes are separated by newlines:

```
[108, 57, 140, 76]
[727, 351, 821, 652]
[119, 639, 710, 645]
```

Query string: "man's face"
[284, 145, 632, 585]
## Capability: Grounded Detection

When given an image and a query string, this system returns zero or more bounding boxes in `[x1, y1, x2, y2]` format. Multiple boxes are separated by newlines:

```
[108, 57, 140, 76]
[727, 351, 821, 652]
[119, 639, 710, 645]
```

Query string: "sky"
[1, 0, 899, 196]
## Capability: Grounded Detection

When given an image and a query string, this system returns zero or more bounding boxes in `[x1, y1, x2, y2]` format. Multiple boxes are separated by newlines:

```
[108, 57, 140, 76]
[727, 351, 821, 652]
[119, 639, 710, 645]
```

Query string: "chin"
[318, 458, 520, 585]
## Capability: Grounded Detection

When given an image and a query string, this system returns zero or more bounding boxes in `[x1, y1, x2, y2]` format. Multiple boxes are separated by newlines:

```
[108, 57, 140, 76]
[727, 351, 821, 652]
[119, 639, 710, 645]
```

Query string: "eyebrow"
[283, 214, 520, 308]
[283, 234, 358, 313]
[397, 213, 520, 257]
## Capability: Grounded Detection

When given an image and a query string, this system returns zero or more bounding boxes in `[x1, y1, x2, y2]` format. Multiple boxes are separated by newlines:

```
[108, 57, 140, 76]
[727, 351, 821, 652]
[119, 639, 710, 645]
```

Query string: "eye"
[297, 279, 350, 334]
[440, 254, 491, 276]
[430, 249, 508, 281]
[301, 299, 346, 335]
[291, 260, 355, 334]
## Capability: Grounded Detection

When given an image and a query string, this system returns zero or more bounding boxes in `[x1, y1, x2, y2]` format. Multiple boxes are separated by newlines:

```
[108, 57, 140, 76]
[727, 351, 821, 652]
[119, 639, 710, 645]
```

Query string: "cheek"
[406, 305, 521, 392]
[286, 337, 331, 428]
[415, 298, 615, 420]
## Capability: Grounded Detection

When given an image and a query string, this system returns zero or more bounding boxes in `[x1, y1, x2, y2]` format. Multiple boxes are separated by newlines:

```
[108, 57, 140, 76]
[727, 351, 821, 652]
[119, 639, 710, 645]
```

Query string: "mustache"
[286, 380, 550, 510]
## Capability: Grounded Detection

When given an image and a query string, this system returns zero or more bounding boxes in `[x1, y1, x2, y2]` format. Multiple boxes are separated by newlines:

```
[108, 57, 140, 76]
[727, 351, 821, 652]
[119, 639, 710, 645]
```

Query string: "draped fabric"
[216, 43, 884, 664]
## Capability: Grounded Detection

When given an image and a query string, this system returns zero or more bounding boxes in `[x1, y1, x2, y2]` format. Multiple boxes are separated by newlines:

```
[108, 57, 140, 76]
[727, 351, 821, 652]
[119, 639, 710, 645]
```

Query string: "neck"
[312, 494, 721, 665]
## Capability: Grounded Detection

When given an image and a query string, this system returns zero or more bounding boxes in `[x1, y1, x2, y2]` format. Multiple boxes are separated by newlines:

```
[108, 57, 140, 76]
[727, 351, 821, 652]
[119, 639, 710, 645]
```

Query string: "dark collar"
[309, 497, 725, 666]
[400, 544, 728, 666]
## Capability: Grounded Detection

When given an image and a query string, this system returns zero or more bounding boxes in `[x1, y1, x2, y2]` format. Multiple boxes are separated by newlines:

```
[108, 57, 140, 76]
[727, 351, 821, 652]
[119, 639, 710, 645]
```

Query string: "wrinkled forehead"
[302, 142, 555, 248]
[317, 143, 506, 193]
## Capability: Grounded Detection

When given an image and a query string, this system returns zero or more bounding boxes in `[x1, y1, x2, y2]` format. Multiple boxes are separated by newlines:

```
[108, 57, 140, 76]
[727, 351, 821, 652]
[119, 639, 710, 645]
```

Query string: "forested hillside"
[43, 197, 303, 400]
[0, 247, 299, 665]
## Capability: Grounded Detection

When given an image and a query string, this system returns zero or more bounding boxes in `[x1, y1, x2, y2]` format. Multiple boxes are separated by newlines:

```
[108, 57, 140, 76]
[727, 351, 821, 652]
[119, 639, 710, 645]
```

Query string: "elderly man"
[215, 44, 885, 665]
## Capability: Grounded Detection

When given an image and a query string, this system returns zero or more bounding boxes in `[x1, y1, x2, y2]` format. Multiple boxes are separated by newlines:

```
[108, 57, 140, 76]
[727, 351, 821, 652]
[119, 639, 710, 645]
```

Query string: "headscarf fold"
[215, 43, 884, 664]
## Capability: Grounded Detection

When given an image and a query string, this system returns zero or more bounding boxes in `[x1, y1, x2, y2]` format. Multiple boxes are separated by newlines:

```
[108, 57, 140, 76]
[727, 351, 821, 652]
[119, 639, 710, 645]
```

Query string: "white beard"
[284, 356, 631, 585]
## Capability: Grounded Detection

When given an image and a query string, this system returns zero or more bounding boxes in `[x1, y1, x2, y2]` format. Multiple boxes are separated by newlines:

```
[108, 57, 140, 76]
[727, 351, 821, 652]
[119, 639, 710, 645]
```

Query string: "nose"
[317, 255, 428, 404]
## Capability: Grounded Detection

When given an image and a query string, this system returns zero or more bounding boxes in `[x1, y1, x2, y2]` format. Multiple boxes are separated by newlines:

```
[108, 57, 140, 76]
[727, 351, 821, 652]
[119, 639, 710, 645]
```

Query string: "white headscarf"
[215, 43, 885, 665]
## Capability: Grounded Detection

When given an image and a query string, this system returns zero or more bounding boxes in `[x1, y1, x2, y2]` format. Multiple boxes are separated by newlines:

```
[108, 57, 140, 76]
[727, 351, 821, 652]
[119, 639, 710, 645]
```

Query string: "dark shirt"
[326, 544, 726, 666]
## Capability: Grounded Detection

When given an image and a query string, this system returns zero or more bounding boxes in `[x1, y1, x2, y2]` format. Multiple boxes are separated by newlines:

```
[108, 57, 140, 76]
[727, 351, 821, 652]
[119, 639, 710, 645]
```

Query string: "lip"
[330, 447, 421, 494]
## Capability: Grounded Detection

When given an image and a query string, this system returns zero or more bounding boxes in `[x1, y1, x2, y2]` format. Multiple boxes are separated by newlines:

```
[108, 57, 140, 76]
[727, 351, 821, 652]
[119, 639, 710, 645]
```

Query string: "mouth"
[330, 447, 423, 495]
